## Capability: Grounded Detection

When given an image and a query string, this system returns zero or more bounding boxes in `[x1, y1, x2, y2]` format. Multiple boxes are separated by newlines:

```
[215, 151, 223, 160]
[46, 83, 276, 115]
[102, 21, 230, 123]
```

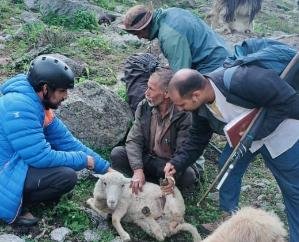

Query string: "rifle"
[197, 52, 299, 206]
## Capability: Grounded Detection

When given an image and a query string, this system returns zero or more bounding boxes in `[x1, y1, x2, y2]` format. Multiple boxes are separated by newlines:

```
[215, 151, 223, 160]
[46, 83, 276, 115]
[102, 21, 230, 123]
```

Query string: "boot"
[200, 211, 231, 234]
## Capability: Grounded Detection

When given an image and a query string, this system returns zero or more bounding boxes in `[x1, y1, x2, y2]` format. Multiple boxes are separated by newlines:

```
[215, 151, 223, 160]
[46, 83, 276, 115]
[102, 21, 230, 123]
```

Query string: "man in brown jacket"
[110, 68, 199, 194]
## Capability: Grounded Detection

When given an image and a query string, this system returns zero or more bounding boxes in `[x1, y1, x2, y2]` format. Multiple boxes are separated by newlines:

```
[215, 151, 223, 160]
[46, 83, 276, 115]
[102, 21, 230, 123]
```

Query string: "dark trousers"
[110, 146, 198, 191]
[23, 166, 77, 207]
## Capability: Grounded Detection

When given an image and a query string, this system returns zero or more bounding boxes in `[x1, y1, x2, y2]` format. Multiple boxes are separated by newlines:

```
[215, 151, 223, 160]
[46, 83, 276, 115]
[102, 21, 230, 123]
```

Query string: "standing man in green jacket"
[119, 5, 230, 74]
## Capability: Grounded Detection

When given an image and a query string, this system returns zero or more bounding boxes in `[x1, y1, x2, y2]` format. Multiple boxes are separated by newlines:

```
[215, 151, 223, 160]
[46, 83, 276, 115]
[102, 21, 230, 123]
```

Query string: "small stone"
[276, 202, 285, 212]
[83, 229, 101, 242]
[241, 185, 252, 192]
[50, 227, 71, 242]
[257, 194, 266, 201]
[255, 182, 266, 188]
[0, 234, 25, 242]
[208, 191, 219, 202]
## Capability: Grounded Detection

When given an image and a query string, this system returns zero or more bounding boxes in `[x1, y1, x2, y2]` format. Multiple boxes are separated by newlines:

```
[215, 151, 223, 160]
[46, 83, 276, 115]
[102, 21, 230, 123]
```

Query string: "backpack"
[121, 53, 160, 115]
[223, 38, 298, 90]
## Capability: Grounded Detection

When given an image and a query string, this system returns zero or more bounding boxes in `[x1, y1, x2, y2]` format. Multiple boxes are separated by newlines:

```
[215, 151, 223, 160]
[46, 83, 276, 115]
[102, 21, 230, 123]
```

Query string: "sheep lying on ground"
[86, 170, 201, 242]
[203, 207, 287, 242]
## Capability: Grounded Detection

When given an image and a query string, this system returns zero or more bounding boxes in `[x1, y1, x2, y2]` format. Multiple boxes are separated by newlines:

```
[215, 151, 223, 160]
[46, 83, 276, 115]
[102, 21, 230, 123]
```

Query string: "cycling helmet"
[27, 55, 75, 90]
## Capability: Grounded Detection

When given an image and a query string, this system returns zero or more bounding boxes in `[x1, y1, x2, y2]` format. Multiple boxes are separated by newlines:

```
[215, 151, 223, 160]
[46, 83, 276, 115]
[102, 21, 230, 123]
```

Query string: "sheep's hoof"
[120, 233, 131, 242]
[86, 198, 93, 207]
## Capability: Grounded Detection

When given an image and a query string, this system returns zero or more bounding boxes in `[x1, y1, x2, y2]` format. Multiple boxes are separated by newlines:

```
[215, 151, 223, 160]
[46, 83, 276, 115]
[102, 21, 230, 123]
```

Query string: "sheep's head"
[94, 171, 131, 210]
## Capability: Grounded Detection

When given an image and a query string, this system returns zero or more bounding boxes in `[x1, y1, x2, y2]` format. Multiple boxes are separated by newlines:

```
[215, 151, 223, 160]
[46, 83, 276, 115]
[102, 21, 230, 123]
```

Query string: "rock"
[20, 11, 41, 24]
[208, 191, 219, 202]
[24, 0, 40, 11]
[254, 182, 266, 188]
[38, 0, 119, 19]
[48, 53, 88, 77]
[276, 202, 285, 212]
[83, 229, 101, 242]
[0, 57, 11, 66]
[13, 45, 53, 70]
[56, 80, 133, 150]
[77, 168, 92, 180]
[105, 33, 141, 49]
[0, 34, 13, 42]
[80, 207, 109, 230]
[0, 234, 25, 242]
[257, 194, 266, 201]
[0, 44, 5, 50]
[241, 185, 252, 192]
[50, 227, 71, 242]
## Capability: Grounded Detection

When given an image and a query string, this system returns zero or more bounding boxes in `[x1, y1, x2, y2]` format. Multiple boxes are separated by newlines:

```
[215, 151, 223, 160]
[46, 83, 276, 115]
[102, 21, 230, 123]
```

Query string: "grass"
[42, 10, 99, 31]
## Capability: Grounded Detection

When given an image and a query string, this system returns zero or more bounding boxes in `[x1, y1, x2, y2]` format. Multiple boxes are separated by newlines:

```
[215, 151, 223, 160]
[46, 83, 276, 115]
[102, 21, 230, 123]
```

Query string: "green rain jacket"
[149, 8, 230, 73]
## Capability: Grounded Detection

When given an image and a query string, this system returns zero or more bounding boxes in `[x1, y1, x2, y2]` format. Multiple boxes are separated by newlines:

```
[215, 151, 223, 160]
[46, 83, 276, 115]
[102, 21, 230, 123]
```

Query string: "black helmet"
[27, 55, 75, 90]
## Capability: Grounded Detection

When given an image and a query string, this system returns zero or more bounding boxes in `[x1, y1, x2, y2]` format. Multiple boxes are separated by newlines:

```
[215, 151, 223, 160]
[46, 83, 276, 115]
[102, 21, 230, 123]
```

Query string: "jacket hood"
[0, 74, 40, 103]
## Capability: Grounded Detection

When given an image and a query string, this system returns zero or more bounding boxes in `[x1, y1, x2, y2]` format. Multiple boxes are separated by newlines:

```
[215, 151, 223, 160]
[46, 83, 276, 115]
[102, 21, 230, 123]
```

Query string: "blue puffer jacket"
[0, 74, 110, 223]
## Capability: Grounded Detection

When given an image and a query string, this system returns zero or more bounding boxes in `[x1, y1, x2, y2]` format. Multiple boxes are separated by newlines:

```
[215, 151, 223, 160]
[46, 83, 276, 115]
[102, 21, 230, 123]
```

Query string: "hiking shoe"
[13, 212, 39, 227]
[200, 211, 231, 234]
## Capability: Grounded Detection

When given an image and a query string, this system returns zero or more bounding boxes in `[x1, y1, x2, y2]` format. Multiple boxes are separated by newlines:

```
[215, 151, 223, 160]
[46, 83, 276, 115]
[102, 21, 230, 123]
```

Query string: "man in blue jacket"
[120, 5, 230, 74]
[0, 55, 111, 226]
[163, 68, 299, 242]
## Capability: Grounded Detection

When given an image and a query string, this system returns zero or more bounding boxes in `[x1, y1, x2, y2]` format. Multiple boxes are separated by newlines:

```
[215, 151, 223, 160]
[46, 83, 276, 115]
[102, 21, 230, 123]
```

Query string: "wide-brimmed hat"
[119, 5, 153, 31]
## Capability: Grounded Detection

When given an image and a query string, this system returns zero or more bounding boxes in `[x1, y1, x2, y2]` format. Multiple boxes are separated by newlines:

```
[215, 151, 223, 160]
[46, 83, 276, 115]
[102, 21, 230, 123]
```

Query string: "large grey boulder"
[56, 81, 133, 149]
[0, 234, 24, 242]
[48, 53, 88, 77]
[38, 0, 119, 19]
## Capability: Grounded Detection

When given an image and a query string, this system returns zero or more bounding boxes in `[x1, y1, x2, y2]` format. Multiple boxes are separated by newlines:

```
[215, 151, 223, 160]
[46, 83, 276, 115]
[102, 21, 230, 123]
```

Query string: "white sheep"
[86, 170, 201, 242]
[203, 206, 287, 242]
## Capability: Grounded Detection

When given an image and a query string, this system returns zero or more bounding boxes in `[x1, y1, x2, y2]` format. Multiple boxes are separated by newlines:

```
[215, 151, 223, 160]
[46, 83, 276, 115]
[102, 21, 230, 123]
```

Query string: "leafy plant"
[42, 10, 98, 31]
[117, 84, 128, 102]
[22, 22, 46, 45]
[78, 36, 112, 54]
[92, 0, 116, 11]
[73, 10, 99, 30]
[54, 197, 90, 233]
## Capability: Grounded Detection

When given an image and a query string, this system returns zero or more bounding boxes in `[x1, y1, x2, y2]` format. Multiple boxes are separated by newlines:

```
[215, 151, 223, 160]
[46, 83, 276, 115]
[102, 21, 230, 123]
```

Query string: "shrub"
[42, 10, 98, 31]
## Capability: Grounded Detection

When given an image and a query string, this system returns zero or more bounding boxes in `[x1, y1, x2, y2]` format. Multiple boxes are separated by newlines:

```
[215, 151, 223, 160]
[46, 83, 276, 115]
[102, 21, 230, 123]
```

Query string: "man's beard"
[146, 96, 163, 107]
[42, 92, 60, 110]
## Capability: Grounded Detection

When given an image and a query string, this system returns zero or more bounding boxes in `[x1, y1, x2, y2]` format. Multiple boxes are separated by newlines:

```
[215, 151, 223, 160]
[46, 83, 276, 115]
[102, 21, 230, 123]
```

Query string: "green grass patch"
[116, 84, 128, 102]
[42, 10, 99, 31]
[77, 35, 112, 54]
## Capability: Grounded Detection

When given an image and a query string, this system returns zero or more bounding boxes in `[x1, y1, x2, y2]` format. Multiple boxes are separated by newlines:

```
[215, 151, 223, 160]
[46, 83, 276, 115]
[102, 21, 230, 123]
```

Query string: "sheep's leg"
[112, 207, 131, 242]
[86, 198, 109, 218]
[135, 218, 165, 241]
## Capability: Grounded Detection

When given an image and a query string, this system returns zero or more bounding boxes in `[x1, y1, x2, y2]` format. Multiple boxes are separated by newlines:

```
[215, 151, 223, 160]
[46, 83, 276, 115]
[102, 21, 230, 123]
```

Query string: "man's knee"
[59, 167, 77, 193]
[110, 146, 127, 166]
[177, 167, 198, 189]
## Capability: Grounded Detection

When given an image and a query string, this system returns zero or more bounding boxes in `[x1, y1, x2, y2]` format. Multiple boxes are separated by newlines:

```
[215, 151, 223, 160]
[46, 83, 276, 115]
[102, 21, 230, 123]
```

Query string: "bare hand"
[160, 176, 175, 195]
[130, 169, 145, 195]
[164, 162, 176, 177]
[107, 167, 115, 172]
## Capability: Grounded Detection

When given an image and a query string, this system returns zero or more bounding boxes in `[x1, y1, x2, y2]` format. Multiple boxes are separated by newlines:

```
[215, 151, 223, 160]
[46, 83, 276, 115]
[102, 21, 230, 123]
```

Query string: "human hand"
[164, 162, 176, 176]
[107, 167, 115, 172]
[130, 169, 145, 195]
[87, 155, 95, 170]
[160, 176, 175, 195]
